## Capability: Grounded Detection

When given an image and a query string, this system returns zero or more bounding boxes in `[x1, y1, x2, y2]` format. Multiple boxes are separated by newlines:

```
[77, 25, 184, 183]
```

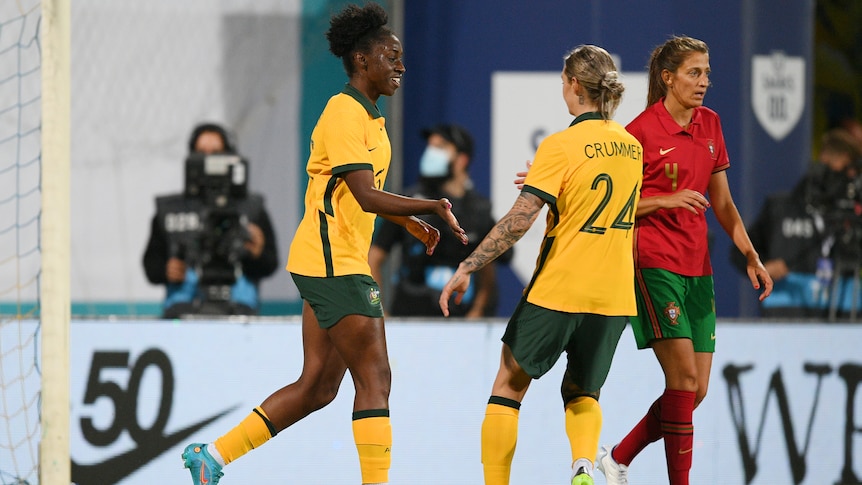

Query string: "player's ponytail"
[564, 45, 624, 120]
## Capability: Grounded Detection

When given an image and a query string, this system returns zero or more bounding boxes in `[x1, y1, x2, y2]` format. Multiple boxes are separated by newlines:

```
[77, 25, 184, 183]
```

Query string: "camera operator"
[143, 123, 279, 317]
[731, 128, 862, 318]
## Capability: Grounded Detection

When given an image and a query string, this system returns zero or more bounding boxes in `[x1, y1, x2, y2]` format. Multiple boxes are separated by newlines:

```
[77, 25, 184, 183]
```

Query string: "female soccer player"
[596, 36, 773, 485]
[181, 3, 466, 484]
[440, 45, 642, 485]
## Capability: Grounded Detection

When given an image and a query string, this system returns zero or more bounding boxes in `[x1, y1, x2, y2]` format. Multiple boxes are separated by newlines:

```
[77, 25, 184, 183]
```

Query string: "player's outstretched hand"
[404, 216, 441, 255]
[436, 198, 468, 245]
[514, 160, 532, 190]
[439, 263, 472, 317]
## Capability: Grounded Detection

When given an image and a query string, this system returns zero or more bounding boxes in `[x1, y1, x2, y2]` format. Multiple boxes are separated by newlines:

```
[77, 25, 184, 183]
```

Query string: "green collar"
[342, 84, 383, 119]
[569, 111, 603, 126]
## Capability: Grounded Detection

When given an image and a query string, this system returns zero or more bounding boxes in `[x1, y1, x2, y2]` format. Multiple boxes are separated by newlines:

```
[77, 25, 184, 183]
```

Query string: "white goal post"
[39, 0, 70, 483]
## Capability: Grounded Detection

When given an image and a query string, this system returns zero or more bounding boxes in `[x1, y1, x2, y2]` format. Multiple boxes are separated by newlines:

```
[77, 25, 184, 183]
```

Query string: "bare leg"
[260, 301, 350, 430]
[326, 313, 391, 411]
[693, 351, 713, 407]
[490, 343, 532, 401]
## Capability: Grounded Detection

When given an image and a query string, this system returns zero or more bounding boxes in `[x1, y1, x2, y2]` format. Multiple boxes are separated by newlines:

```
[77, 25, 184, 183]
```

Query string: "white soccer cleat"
[596, 445, 628, 485]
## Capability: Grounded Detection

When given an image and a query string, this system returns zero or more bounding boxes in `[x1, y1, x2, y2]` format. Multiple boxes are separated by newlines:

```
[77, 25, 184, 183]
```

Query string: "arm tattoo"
[463, 193, 543, 272]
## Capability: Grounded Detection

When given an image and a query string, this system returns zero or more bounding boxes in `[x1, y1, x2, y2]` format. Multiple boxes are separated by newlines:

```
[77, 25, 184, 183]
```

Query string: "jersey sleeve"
[325, 100, 373, 172]
[522, 135, 567, 204]
[711, 112, 731, 173]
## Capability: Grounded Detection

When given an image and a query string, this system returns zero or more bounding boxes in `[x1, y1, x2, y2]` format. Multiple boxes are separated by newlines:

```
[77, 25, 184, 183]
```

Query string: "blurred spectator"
[731, 128, 862, 318]
[369, 124, 512, 318]
[143, 122, 279, 317]
[812, 0, 862, 158]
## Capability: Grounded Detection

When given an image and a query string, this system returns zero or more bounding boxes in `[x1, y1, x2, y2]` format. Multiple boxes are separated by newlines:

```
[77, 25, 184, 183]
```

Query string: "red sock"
[661, 389, 695, 485]
[612, 398, 662, 466]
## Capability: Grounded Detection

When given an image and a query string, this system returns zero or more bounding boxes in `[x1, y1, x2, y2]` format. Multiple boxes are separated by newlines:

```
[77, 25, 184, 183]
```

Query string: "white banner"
[55, 319, 862, 484]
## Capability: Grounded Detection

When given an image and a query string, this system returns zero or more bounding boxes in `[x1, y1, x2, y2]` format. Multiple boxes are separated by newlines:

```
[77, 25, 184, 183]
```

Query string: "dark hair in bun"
[326, 3, 394, 75]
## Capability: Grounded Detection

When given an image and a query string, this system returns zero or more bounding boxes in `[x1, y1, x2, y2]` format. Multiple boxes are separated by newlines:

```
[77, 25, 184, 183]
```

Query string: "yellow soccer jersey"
[287, 85, 391, 277]
[521, 112, 643, 315]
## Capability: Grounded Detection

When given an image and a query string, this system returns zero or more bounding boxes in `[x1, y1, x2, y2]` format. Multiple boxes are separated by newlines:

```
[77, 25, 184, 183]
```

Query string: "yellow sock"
[214, 406, 276, 465]
[352, 410, 392, 484]
[564, 396, 602, 466]
[481, 396, 521, 485]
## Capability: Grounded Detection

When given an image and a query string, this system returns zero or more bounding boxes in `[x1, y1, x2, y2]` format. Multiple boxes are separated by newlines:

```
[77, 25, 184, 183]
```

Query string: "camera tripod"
[828, 258, 861, 322]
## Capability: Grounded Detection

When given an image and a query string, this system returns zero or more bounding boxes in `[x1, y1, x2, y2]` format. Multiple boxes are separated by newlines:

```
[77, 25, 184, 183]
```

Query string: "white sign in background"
[490, 71, 649, 285]
[61, 320, 862, 484]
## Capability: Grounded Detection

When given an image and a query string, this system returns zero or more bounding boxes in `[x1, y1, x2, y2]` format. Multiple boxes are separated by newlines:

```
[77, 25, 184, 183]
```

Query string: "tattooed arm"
[439, 192, 545, 316]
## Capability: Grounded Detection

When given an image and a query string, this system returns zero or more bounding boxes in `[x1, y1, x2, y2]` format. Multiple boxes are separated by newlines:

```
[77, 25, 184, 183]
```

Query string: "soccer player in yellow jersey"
[440, 45, 643, 485]
[181, 4, 466, 485]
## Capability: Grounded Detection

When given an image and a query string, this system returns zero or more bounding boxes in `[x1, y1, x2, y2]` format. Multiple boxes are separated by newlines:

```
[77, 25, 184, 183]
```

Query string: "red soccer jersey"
[626, 99, 730, 276]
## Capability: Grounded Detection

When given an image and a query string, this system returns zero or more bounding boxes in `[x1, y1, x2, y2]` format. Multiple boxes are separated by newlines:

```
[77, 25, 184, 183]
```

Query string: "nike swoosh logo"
[678, 447, 693, 454]
[71, 404, 239, 485]
[201, 462, 210, 484]
[710, 333, 717, 340]
[659, 147, 677, 155]
[368, 146, 377, 152]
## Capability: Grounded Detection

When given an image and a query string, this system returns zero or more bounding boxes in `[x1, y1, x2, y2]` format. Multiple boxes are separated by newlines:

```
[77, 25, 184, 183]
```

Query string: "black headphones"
[188, 122, 237, 154]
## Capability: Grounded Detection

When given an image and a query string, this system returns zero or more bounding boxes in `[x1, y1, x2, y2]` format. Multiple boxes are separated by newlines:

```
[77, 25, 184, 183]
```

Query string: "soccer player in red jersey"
[595, 36, 773, 485]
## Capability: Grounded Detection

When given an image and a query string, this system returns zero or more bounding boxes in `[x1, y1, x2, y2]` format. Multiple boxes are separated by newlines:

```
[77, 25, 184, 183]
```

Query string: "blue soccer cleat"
[182, 443, 224, 484]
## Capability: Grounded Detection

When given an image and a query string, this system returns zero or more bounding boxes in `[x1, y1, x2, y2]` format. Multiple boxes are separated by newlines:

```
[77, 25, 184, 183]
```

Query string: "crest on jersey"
[751, 52, 805, 142]
[368, 287, 381, 305]
[707, 139, 716, 159]
[664, 302, 681, 325]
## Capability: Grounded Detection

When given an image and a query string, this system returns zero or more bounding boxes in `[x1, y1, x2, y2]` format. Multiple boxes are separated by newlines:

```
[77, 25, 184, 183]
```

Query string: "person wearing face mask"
[369, 124, 512, 318]
[730, 127, 862, 319]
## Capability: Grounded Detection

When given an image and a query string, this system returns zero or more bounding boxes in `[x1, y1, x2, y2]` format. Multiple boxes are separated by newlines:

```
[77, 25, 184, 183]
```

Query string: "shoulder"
[694, 106, 723, 129]
[538, 129, 570, 149]
[605, 120, 642, 143]
[321, 93, 364, 121]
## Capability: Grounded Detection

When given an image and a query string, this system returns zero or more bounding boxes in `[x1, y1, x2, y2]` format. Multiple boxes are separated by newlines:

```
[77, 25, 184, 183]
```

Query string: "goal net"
[1, 0, 69, 483]
[0, 1, 42, 483]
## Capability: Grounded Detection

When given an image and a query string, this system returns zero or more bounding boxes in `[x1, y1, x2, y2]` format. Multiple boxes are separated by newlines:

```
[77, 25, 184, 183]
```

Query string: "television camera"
[178, 152, 252, 310]
[806, 161, 862, 265]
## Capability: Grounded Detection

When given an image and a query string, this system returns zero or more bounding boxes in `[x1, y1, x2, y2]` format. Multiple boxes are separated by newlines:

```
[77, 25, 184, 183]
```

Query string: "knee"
[354, 362, 392, 399]
[667, 368, 699, 393]
[560, 373, 600, 406]
[302, 378, 342, 412]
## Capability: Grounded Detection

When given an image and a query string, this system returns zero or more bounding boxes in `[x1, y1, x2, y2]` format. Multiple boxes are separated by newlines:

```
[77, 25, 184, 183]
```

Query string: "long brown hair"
[646, 36, 709, 106]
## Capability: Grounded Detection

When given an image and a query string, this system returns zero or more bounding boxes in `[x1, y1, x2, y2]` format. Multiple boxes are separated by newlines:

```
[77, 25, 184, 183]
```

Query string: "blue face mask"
[419, 146, 451, 177]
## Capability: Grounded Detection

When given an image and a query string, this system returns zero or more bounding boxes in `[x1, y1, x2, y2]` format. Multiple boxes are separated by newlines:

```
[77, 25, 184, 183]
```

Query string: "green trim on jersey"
[342, 84, 382, 119]
[333, 162, 373, 175]
[570, 111, 603, 126]
[523, 235, 555, 298]
[522, 185, 556, 205]
[318, 210, 334, 277]
[522, 185, 560, 229]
